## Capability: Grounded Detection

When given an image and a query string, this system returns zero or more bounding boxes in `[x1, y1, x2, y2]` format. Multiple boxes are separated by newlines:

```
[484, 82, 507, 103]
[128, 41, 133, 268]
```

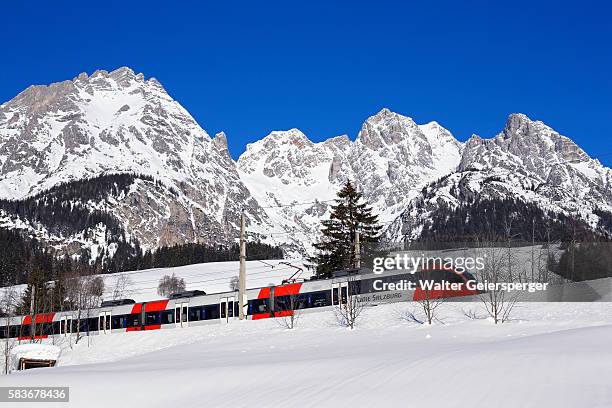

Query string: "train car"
[0, 266, 478, 340]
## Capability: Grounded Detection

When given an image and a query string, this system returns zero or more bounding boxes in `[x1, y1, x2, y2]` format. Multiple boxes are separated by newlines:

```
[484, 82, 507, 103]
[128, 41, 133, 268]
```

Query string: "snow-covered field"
[0, 259, 310, 304]
[2, 301, 612, 408]
[98, 259, 311, 302]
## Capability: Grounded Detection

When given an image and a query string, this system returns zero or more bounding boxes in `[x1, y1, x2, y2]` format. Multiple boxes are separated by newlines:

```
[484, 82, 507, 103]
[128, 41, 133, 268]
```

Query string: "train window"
[275, 295, 302, 311]
[80, 319, 90, 334]
[127, 314, 140, 328]
[275, 296, 286, 311]
[161, 310, 174, 325]
[309, 291, 331, 308]
[146, 312, 160, 325]
[9, 325, 19, 338]
[340, 286, 348, 304]
[204, 304, 219, 320]
[332, 287, 339, 305]
[249, 299, 267, 313]
[112, 316, 125, 329]
[86, 317, 97, 332]
[189, 307, 203, 322]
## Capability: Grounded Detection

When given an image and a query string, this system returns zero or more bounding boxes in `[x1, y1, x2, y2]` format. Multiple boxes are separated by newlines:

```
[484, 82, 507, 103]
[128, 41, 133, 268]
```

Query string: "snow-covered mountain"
[1, 67, 610, 260]
[237, 108, 464, 247]
[0, 67, 272, 254]
[387, 114, 612, 239]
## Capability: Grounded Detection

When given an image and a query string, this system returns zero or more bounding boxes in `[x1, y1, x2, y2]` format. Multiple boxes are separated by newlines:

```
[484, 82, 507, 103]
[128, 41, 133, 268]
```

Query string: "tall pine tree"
[311, 181, 381, 278]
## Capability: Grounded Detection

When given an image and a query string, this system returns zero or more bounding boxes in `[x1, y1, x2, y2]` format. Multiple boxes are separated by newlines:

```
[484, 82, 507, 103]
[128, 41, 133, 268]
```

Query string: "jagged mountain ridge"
[0, 67, 272, 255]
[236, 108, 465, 248]
[386, 114, 612, 240]
[0, 67, 611, 262]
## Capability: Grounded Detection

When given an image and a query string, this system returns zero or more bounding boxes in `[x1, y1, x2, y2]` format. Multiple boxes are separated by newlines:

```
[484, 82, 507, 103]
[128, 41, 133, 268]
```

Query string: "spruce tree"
[18, 264, 51, 315]
[311, 181, 381, 278]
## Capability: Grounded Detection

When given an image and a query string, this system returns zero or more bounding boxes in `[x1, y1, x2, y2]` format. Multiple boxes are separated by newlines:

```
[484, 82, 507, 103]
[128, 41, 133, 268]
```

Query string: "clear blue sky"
[1, 1, 611, 165]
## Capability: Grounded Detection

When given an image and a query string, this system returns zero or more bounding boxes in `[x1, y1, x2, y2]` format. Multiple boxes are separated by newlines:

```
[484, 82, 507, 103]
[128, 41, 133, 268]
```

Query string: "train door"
[60, 316, 73, 335]
[219, 296, 236, 323]
[175, 303, 189, 328]
[332, 282, 349, 306]
[98, 311, 111, 334]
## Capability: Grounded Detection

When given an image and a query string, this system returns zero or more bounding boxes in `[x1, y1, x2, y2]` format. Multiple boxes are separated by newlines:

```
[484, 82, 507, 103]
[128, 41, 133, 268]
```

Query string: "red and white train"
[0, 267, 477, 340]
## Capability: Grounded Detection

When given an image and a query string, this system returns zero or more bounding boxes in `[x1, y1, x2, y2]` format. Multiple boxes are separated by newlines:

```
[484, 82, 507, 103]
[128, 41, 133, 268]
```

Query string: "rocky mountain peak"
[357, 108, 422, 150]
[499, 113, 589, 165]
[503, 113, 533, 138]
[322, 134, 351, 150]
[213, 131, 229, 151]
[269, 128, 313, 149]
[0, 68, 275, 251]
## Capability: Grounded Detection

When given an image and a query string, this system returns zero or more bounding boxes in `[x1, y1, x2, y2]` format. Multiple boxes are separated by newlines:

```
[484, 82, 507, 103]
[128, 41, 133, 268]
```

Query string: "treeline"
[133, 242, 284, 269]
[0, 173, 155, 239]
[0, 228, 76, 287]
[552, 241, 612, 281]
[594, 208, 612, 234]
[0, 226, 283, 284]
[418, 197, 607, 243]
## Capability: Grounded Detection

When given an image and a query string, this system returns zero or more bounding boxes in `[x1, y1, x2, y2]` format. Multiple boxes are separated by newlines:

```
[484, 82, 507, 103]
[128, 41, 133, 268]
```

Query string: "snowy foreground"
[2, 302, 612, 407]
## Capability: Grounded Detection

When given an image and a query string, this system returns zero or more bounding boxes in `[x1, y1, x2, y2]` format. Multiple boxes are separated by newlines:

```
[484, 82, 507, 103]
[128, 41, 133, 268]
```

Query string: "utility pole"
[354, 230, 361, 269]
[239, 210, 246, 320]
[531, 217, 535, 283]
[29, 286, 36, 342]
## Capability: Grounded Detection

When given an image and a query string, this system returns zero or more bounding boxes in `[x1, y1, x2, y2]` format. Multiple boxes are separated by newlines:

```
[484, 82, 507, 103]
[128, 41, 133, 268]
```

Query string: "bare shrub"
[415, 269, 445, 325]
[157, 273, 186, 297]
[334, 277, 364, 329]
[397, 307, 424, 325]
[229, 276, 240, 292]
[111, 274, 133, 300]
[461, 307, 487, 320]
[476, 246, 520, 324]
[277, 293, 302, 330]
[62, 266, 104, 345]
[1, 287, 19, 374]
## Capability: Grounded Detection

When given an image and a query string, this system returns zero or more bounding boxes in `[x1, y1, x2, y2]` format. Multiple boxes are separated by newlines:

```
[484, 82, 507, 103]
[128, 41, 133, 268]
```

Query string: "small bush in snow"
[157, 273, 186, 297]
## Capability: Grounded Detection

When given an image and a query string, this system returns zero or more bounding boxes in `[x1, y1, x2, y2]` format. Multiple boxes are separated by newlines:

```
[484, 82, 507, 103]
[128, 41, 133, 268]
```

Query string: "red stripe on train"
[22, 313, 55, 325]
[130, 300, 169, 314]
[257, 283, 302, 299]
[145, 300, 169, 312]
[253, 283, 303, 320]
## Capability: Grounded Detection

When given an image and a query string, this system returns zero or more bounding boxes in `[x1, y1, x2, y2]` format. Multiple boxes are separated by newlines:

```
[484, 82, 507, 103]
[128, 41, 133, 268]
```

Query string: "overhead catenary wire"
[101, 263, 307, 294]
[105, 266, 304, 295]
[101, 259, 306, 287]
